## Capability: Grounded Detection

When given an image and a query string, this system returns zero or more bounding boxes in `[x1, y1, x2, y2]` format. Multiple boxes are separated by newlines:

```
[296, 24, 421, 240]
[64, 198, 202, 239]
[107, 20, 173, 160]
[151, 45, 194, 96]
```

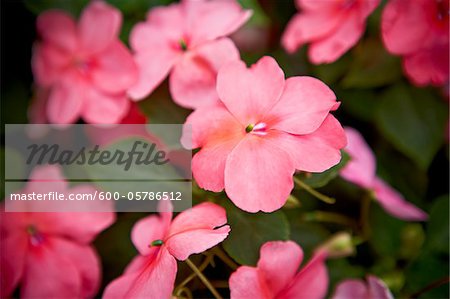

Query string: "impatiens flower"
[103, 201, 230, 299]
[1, 165, 115, 298]
[340, 127, 428, 221]
[32, 1, 138, 124]
[128, 0, 252, 109]
[229, 241, 328, 299]
[381, 0, 449, 86]
[183, 56, 346, 213]
[332, 275, 394, 299]
[282, 0, 380, 64]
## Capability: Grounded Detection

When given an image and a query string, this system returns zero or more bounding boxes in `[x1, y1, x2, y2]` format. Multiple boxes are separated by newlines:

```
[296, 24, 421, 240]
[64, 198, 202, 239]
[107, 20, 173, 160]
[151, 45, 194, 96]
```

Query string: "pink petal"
[170, 38, 240, 109]
[224, 135, 295, 213]
[296, 0, 340, 11]
[81, 86, 130, 124]
[46, 75, 84, 124]
[373, 178, 428, 221]
[128, 23, 180, 100]
[257, 241, 304, 295]
[28, 88, 50, 123]
[367, 275, 394, 299]
[91, 41, 138, 93]
[217, 56, 285, 125]
[131, 212, 172, 256]
[185, 0, 252, 46]
[265, 76, 338, 135]
[280, 252, 329, 299]
[166, 202, 230, 260]
[272, 115, 346, 173]
[381, 0, 429, 55]
[340, 127, 377, 189]
[332, 279, 368, 299]
[103, 248, 177, 299]
[229, 266, 271, 299]
[0, 233, 27, 297]
[32, 44, 71, 87]
[145, 3, 184, 41]
[309, 12, 364, 64]
[78, 1, 121, 55]
[36, 10, 77, 52]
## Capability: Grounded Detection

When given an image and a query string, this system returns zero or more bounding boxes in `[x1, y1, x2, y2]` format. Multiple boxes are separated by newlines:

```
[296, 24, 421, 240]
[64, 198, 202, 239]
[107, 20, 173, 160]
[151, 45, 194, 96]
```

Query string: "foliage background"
[1, 0, 449, 298]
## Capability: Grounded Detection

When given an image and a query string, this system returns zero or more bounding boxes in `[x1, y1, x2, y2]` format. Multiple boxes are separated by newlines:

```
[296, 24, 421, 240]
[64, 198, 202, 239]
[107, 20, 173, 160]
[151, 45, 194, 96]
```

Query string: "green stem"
[303, 211, 357, 228]
[409, 276, 450, 298]
[175, 254, 213, 295]
[293, 177, 336, 204]
[185, 258, 223, 299]
[212, 247, 238, 270]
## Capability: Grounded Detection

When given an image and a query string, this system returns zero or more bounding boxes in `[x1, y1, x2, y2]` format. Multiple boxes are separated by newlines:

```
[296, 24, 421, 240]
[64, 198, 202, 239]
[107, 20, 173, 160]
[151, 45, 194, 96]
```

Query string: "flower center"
[149, 239, 164, 247]
[27, 225, 45, 246]
[179, 39, 188, 51]
[245, 122, 267, 136]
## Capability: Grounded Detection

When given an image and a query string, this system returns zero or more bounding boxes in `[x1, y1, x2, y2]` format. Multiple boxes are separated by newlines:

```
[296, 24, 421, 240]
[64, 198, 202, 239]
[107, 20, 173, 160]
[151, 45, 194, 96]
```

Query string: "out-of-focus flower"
[282, 0, 380, 64]
[128, 0, 252, 109]
[103, 201, 230, 298]
[229, 241, 328, 299]
[332, 275, 394, 299]
[32, 1, 138, 124]
[1, 165, 115, 298]
[340, 127, 428, 221]
[183, 56, 346, 213]
[382, 0, 449, 86]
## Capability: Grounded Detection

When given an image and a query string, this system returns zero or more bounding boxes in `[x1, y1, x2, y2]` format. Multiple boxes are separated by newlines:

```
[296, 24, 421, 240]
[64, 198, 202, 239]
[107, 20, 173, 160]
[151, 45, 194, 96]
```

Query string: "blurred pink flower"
[183, 56, 346, 213]
[229, 241, 328, 299]
[282, 0, 380, 64]
[332, 275, 393, 299]
[128, 0, 252, 109]
[382, 0, 449, 86]
[1, 165, 115, 298]
[103, 201, 230, 298]
[32, 1, 138, 124]
[340, 127, 428, 221]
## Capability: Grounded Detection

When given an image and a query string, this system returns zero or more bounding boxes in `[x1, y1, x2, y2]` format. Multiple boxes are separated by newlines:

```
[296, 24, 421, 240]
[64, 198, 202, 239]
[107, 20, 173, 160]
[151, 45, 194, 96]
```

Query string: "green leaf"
[238, 0, 270, 26]
[376, 84, 448, 169]
[24, 0, 89, 15]
[222, 200, 290, 265]
[339, 88, 379, 122]
[424, 195, 449, 254]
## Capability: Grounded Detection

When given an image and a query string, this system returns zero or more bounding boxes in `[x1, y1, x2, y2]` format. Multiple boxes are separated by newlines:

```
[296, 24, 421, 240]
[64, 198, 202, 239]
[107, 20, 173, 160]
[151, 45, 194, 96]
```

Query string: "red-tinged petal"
[229, 266, 271, 299]
[381, 0, 429, 55]
[36, 10, 77, 52]
[296, 0, 339, 11]
[131, 211, 172, 256]
[103, 248, 177, 299]
[81, 86, 130, 124]
[0, 233, 27, 297]
[265, 76, 338, 135]
[185, 0, 252, 46]
[272, 115, 346, 173]
[165, 202, 230, 260]
[280, 252, 328, 299]
[91, 41, 137, 93]
[308, 12, 364, 64]
[217, 56, 285, 125]
[78, 1, 121, 55]
[358, 0, 381, 19]
[340, 127, 377, 189]
[224, 135, 295, 213]
[21, 237, 82, 298]
[367, 275, 394, 299]
[373, 178, 428, 221]
[257, 241, 303, 295]
[32, 44, 71, 87]
[332, 279, 368, 299]
[170, 38, 240, 109]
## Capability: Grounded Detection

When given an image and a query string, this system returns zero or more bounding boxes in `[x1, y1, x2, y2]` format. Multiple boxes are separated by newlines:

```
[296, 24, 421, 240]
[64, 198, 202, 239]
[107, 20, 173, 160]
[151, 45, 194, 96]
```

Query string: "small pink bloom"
[340, 127, 428, 221]
[282, 0, 380, 64]
[1, 165, 115, 298]
[382, 0, 449, 86]
[229, 241, 328, 299]
[103, 201, 230, 298]
[128, 0, 252, 109]
[332, 275, 394, 299]
[183, 56, 346, 213]
[32, 1, 138, 124]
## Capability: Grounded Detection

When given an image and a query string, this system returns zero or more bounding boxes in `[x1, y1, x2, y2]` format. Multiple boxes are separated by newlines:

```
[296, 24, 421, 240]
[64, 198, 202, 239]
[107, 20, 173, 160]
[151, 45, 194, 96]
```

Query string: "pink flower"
[382, 0, 449, 86]
[282, 0, 380, 64]
[340, 127, 428, 221]
[1, 165, 115, 298]
[332, 275, 393, 299]
[183, 56, 346, 213]
[32, 1, 138, 124]
[229, 241, 328, 299]
[128, 0, 252, 109]
[103, 201, 230, 298]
